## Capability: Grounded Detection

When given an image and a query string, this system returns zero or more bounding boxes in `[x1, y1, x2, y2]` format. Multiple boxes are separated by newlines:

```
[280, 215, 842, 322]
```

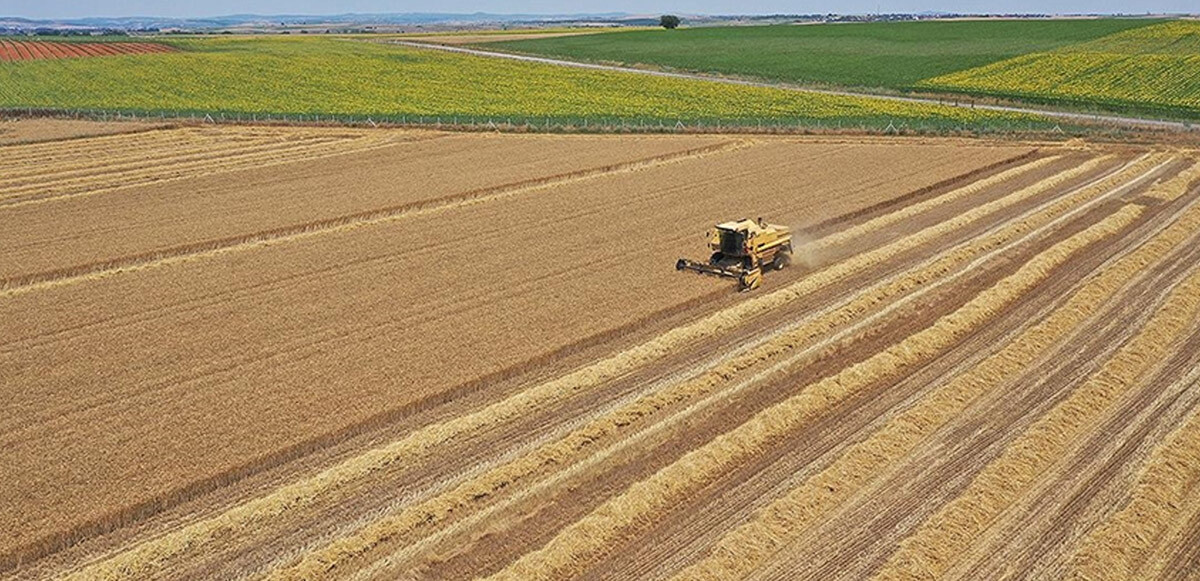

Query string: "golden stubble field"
[3, 123, 1200, 580]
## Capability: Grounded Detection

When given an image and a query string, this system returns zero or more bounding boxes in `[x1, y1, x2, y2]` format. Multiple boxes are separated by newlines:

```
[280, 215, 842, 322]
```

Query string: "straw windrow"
[485, 206, 1142, 581]
[873, 227, 1200, 581]
[674, 190, 1200, 580]
[1065, 374, 1200, 580]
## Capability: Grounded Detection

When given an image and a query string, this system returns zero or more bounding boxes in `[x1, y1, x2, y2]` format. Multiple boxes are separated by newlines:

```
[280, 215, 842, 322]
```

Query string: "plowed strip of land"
[0, 40, 176, 62]
[0, 133, 1024, 568]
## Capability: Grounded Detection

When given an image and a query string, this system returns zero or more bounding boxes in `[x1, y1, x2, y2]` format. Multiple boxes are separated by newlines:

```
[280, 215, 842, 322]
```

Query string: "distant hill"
[0, 12, 640, 33]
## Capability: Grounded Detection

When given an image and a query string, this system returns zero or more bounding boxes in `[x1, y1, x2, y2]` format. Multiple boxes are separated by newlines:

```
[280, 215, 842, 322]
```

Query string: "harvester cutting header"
[676, 217, 793, 291]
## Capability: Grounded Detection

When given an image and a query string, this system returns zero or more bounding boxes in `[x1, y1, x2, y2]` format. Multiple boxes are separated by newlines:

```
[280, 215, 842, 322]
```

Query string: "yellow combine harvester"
[676, 218, 794, 291]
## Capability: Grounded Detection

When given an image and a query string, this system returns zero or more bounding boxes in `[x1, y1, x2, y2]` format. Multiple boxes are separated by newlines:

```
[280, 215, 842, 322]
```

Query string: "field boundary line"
[484, 206, 1145, 581]
[872, 239, 1200, 581]
[391, 41, 1199, 132]
[0, 140, 749, 297]
[673, 183, 1200, 580]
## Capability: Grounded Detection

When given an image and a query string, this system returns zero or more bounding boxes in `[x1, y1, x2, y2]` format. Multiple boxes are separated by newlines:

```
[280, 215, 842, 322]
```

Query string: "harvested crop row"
[0, 132, 352, 184]
[0, 128, 190, 165]
[872, 234, 1200, 581]
[0, 135, 402, 205]
[0, 127, 409, 183]
[0, 137, 351, 192]
[808, 155, 1059, 253]
[0, 139, 373, 199]
[674, 187, 1200, 580]
[0, 125, 398, 170]
[486, 206, 1144, 581]
[1065, 370, 1200, 580]
[1146, 158, 1200, 201]
[57, 145, 1036, 581]
[0, 125, 327, 168]
[0, 125, 344, 167]
[266, 154, 1110, 580]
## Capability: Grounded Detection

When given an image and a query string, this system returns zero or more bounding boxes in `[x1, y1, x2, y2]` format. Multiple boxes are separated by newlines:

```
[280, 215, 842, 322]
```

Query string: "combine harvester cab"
[676, 217, 793, 291]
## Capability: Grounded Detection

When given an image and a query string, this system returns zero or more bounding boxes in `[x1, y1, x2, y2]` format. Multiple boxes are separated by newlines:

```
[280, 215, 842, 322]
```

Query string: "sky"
[1, 0, 1193, 19]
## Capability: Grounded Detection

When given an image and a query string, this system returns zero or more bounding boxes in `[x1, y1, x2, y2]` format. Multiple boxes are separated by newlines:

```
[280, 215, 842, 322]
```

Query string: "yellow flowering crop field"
[0, 35, 1032, 129]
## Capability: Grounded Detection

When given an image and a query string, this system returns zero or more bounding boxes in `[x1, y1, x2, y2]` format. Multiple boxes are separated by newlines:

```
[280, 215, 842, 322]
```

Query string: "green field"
[920, 20, 1200, 119]
[0, 35, 1037, 130]
[488, 20, 1157, 91]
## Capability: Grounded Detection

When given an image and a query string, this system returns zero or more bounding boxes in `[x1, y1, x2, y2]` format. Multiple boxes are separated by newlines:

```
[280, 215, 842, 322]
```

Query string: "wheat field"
[2, 124, 1199, 580]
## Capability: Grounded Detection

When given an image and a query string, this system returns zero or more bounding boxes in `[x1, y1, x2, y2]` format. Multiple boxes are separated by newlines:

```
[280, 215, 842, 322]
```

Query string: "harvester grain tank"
[676, 217, 793, 291]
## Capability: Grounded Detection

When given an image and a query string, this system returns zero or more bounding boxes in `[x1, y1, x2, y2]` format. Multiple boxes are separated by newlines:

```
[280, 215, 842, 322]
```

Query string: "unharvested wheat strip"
[484, 207, 1145, 581]
[1065, 372, 1200, 580]
[278, 156, 1127, 580]
[58, 155, 1130, 581]
[673, 190, 1200, 580]
[1, 141, 749, 297]
[809, 155, 1059, 253]
[872, 252, 1200, 581]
